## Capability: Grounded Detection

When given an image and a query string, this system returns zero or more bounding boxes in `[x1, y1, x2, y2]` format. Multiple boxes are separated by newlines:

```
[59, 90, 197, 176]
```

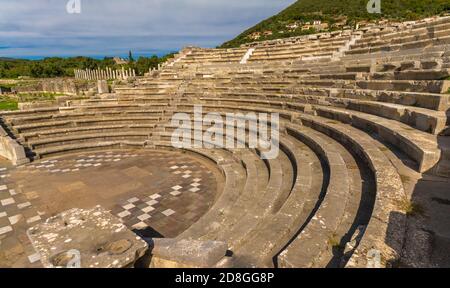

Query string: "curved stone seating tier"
[192, 79, 450, 94]
[5, 110, 164, 127]
[276, 125, 357, 268]
[182, 100, 442, 173]
[19, 124, 156, 142]
[155, 124, 296, 248]
[29, 131, 152, 150]
[193, 95, 447, 135]
[170, 103, 407, 267]
[231, 133, 324, 267]
[73, 97, 172, 106]
[11, 116, 161, 133]
[347, 35, 450, 56]
[290, 115, 407, 268]
[352, 19, 450, 49]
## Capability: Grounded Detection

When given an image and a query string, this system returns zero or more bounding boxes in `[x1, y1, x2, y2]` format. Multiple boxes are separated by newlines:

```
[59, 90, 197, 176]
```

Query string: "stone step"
[34, 140, 146, 159]
[231, 134, 324, 267]
[13, 116, 160, 133]
[277, 124, 352, 268]
[201, 95, 447, 135]
[21, 124, 156, 141]
[289, 114, 407, 268]
[28, 132, 152, 150]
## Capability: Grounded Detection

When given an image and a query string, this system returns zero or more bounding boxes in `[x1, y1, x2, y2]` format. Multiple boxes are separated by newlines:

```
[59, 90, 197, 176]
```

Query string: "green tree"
[128, 50, 135, 63]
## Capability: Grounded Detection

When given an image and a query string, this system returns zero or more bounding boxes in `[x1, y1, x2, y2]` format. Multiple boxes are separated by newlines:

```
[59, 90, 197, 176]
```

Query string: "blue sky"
[0, 0, 295, 59]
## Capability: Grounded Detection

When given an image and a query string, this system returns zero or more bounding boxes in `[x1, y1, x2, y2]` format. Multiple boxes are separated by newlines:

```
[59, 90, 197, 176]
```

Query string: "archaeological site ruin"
[0, 11, 449, 269]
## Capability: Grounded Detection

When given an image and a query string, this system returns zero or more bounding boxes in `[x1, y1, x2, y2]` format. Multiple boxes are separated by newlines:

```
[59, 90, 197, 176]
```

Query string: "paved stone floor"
[0, 149, 221, 268]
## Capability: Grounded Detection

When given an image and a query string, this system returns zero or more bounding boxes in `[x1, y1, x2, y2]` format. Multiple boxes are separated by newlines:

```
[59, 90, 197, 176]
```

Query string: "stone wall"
[13, 78, 97, 95]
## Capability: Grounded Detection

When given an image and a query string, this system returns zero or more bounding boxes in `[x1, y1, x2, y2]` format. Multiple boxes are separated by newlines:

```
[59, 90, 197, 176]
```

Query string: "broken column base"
[27, 206, 231, 268]
[141, 238, 231, 268]
[27, 206, 148, 268]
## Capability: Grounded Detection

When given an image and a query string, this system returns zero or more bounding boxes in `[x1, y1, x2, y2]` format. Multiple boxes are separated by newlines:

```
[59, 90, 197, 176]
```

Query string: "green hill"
[221, 0, 450, 48]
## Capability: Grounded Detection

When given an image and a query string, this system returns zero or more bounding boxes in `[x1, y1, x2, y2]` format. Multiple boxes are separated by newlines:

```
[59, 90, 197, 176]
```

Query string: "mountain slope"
[221, 0, 450, 48]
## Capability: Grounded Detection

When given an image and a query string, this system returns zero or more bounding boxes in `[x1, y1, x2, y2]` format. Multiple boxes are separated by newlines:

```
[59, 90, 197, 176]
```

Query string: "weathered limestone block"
[27, 206, 148, 268]
[400, 60, 420, 71]
[147, 238, 228, 268]
[0, 126, 29, 165]
[421, 59, 443, 70]
[97, 80, 109, 94]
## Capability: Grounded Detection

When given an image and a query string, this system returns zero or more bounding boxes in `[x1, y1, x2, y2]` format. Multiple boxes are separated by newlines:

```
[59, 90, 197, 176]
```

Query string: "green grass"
[327, 234, 342, 249]
[397, 198, 425, 217]
[0, 99, 18, 111]
[0, 92, 67, 111]
[0, 83, 18, 90]
[221, 0, 450, 48]
[16, 92, 61, 102]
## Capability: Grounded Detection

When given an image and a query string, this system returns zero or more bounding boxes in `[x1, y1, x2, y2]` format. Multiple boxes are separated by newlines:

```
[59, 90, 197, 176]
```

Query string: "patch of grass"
[327, 234, 342, 249]
[397, 198, 425, 216]
[0, 100, 18, 111]
[0, 83, 18, 90]
[16, 92, 61, 102]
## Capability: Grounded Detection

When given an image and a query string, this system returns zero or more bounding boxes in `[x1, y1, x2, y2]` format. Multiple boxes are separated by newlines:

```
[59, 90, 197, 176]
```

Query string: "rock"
[98, 80, 109, 94]
[147, 238, 228, 268]
[27, 206, 148, 268]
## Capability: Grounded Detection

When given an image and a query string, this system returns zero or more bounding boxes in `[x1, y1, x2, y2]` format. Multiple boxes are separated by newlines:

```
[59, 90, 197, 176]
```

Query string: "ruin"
[0, 16, 449, 268]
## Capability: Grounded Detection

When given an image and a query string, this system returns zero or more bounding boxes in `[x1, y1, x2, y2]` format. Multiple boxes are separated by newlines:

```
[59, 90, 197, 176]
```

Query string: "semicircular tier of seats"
[1, 16, 449, 268]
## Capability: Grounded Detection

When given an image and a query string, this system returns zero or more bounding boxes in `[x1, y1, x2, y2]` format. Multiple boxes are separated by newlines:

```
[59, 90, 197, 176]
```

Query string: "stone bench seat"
[178, 148, 269, 240]
[163, 131, 311, 257]
[188, 84, 449, 111]
[13, 116, 161, 133]
[169, 103, 407, 267]
[276, 123, 361, 268]
[172, 102, 408, 266]
[20, 124, 156, 142]
[230, 133, 324, 267]
[341, 44, 450, 63]
[197, 95, 447, 135]
[346, 35, 450, 56]
[7, 110, 164, 126]
[287, 115, 406, 268]
[251, 39, 349, 51]
[180, 102, 442, 173]
[248, 52, 334, 62]
[28, 131, 152, 150]
[288, 95, 448, 135]
[33, 140, 146, 158]
[74, 97, 171, 106]
[251, 45, 340, 56]
[352, 22, 450, 48]
[188, 77, 450, 94]
[369, 69, 450, 81]
[353, 28, 450, 51]
[311, 106, 441, 173]
[0, 107, 59, 117]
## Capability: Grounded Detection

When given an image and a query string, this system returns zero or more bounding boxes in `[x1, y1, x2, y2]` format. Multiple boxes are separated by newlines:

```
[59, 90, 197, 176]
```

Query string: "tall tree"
[128, 50, 135, 63]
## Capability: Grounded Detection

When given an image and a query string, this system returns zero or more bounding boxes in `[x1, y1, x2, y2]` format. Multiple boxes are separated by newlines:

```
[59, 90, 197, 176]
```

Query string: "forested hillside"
[221, 0, 450, 48]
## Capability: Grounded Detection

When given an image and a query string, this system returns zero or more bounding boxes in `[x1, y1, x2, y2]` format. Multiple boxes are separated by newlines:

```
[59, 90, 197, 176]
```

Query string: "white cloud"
[0, 0, 295, 58]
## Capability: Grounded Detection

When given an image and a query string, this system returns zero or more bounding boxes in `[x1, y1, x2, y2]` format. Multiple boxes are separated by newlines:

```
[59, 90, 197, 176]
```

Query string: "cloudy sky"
[0, 0, 295, 59]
